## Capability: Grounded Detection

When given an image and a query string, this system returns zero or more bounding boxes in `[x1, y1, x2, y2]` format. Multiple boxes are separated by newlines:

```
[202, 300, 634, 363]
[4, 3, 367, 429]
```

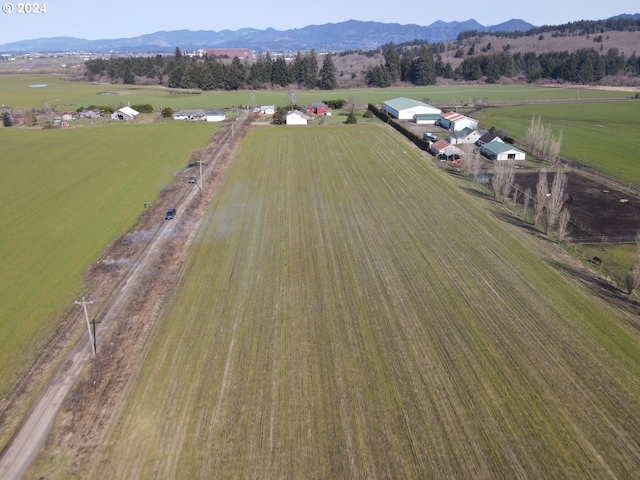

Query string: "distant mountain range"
[0, 19, 536, 53]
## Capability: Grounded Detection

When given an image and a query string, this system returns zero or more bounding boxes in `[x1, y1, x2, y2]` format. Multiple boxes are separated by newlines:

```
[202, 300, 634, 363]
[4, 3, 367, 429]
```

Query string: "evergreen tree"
[410, 45, 436, 86]
[271, 57, 291, 87]
[2, 112, 12, 127]
[318, 53, 337, 90]
[272, 106, 287, 125]
[400, 54, 413, 81]
[345, 110, 357, 124]
[225, 57, 246, 90]
[383, 43, 401, 82]
[365, 65, 391, 87]
[302, 50, 319, 89]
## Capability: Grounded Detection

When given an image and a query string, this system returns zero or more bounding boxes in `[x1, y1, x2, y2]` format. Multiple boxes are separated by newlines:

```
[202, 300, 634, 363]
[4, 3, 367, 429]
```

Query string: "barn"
[481, 141, 526, 161]
[439, 111, 479, 131]
[111, 106, 139, 121]
[382, 97, 441, 120]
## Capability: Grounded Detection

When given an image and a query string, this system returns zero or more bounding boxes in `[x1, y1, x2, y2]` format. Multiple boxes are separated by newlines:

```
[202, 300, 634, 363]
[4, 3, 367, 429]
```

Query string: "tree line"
[85, 48, 338, 91]
[366, 43, 639, 86]
[457, 17, 640, 41]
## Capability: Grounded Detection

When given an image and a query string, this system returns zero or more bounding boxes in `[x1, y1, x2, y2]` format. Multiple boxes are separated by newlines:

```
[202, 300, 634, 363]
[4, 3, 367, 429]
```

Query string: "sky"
[0, 0, 636, 44]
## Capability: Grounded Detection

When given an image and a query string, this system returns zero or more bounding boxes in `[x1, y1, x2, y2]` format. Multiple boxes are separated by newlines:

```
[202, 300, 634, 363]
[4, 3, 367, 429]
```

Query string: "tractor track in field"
[0, 112, 248, 480]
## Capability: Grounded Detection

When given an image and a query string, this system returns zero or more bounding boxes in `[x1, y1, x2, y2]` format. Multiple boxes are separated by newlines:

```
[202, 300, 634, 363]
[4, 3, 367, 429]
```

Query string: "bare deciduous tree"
[460, 143, 481, 180]
[548, 130, 563, 167]
[534, 170, 549, 228]
[525, 115, 563, 165]
[557, 207, 571, 242]
[625, 231, 640, 294]
[512, 183, 520, 209]
[347, 93, 361, 111]
[546, 171, 568, 234]
[523, 187, 532, 223]
[286, 88, 299, 109]
[491, 160, 514, 203]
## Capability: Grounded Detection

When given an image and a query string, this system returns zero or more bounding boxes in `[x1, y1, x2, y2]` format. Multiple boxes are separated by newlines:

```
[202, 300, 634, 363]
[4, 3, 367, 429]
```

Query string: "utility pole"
[75, 297, 95, 356]
[197, 158, 204, 192]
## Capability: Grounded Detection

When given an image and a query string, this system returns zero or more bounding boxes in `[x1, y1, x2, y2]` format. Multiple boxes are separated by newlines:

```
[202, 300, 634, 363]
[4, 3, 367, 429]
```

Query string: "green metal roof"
[482, 141, 524, 155]
[383, 97, 439, 112]
[413, 113, 441, 120]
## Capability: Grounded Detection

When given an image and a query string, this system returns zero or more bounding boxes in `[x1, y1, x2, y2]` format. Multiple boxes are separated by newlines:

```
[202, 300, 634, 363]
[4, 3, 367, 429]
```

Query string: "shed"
[481, 141, 526, 161]
[111, 106, 139, 121]
[382, 97, 441, 120]
[430, 139, 464, 158]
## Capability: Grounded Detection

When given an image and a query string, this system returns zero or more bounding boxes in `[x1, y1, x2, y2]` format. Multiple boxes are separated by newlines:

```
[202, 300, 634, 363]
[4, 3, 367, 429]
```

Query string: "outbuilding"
[111, 106, 139, 121]
[439, 111, 479, 131]
[430, 139, 464, 159]
[382, 97, 441, 120]
[481, 141, 526, 161]
[173, 109, 207, 121]
[286, 110, 312, 125]
[173, 109, 225, 122]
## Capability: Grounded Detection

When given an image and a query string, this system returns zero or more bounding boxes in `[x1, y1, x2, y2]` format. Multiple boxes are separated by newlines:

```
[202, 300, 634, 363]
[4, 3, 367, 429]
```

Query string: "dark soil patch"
[515, 170, 640, 239]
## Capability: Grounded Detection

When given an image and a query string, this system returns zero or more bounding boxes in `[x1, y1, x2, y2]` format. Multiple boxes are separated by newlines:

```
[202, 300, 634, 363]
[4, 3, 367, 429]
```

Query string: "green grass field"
[0, 122, 217, 396]
[473, 102, 640, 186]
[1, 73, 633, 111]
[75, 126, 640, 479]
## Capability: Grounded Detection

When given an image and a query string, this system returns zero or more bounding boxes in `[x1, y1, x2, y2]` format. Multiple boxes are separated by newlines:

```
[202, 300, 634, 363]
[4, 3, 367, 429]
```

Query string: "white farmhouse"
[382, 97, 441, 120]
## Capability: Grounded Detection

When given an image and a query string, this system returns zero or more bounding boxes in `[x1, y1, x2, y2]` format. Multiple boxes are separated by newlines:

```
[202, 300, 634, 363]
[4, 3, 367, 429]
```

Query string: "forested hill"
[1, 18, 535, 53]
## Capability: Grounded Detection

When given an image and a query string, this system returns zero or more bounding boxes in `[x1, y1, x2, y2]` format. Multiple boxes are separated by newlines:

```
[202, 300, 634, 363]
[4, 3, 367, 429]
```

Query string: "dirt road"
[0, 112, 247, 480]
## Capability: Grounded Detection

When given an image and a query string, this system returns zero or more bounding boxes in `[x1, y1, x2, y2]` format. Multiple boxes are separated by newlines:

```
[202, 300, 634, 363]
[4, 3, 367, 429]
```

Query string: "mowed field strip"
[82, 126, 640, 479]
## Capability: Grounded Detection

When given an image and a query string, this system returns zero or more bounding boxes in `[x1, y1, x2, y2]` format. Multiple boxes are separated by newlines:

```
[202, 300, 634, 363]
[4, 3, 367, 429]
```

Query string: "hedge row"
[367, 104, 431, 152]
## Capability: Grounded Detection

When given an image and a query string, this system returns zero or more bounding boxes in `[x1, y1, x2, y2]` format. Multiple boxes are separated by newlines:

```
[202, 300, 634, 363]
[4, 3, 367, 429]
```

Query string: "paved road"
[0, 114, 245, 479]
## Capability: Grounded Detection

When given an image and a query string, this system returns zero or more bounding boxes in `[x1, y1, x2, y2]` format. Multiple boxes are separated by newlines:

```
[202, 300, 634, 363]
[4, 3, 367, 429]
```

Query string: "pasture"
[71, 126, 640, 479]
[0, 122, 216, 397]
[1, 73, 633, 111]
[472, 101, 640, 186]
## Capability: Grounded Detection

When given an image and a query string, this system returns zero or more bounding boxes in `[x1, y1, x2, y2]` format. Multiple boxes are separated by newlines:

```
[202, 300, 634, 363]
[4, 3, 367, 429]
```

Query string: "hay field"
[82, 126, 640, 479]
[0, 122, 215, 397]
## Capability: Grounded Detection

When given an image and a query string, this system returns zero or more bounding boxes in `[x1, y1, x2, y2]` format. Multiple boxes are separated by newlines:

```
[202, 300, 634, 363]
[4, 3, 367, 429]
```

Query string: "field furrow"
[86, 126, 640, 479]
